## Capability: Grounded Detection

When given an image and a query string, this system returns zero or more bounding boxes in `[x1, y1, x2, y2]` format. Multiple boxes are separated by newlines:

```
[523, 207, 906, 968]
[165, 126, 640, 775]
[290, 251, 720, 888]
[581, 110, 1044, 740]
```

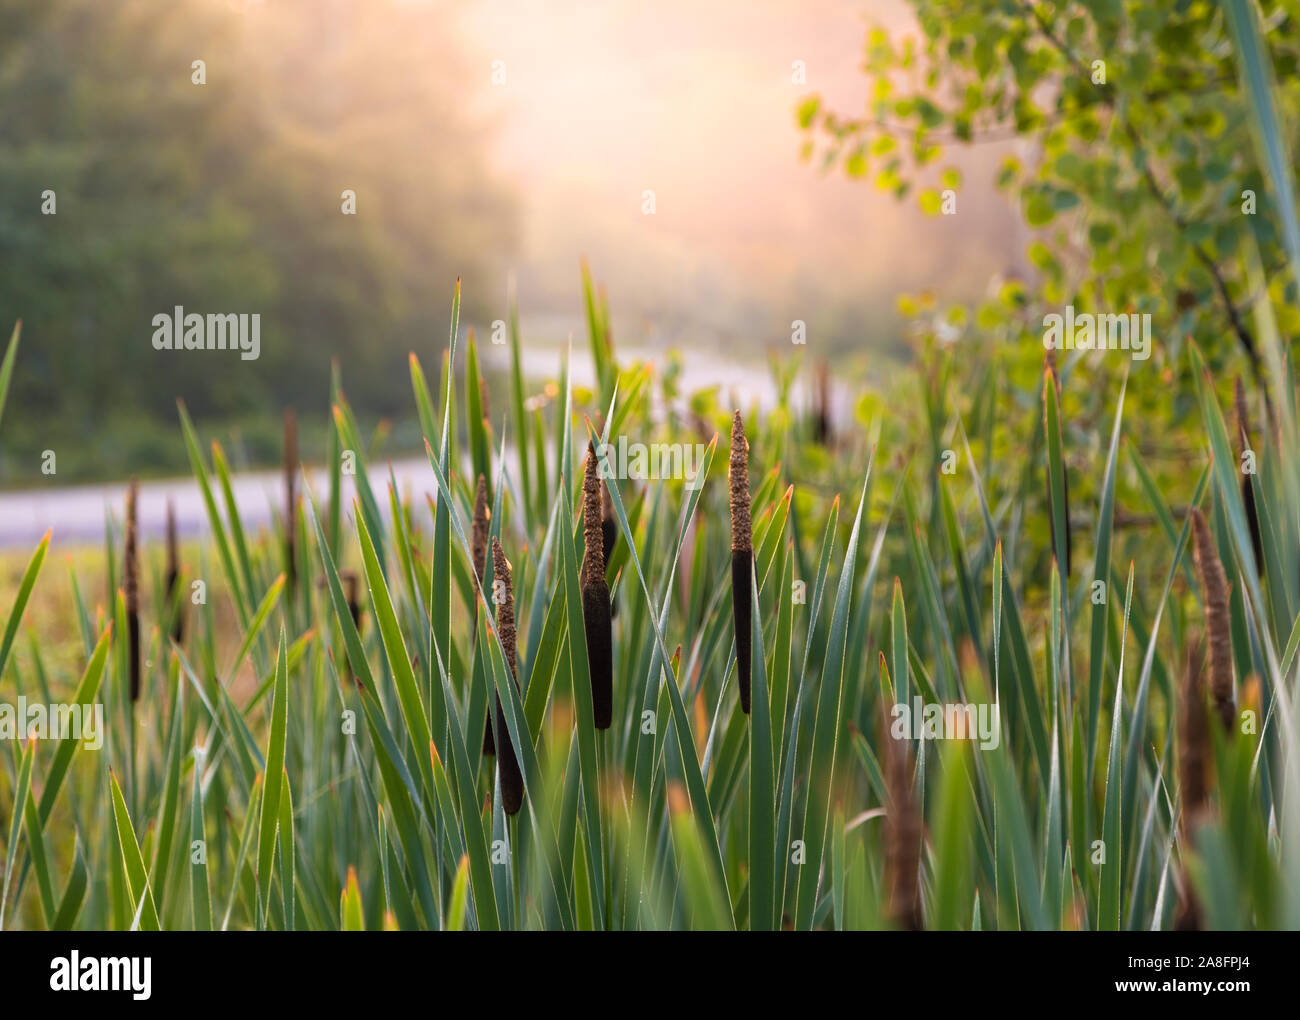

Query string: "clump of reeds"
[729, 411, 753, 714]
[582, 443, 613, 729]
[284, 407, 299, 593]
[882, 712, 924, 931]
[1175, 634, 1209, 930]
[1234, 376, 1264, 576]
[125, 478, 141, 702]
[471, 474, 497, 755]
[165, 497, 183, 644]
[1190, 507, 1236, 733]
[491, 537, 523, 815]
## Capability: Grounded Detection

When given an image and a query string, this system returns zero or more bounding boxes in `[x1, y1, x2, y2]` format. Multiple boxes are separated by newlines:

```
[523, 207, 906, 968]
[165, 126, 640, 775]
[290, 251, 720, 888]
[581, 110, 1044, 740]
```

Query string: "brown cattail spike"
[729, 412, 752, 554]
[283, 408, 299, 593]
[600, 481, 618, 619]
[472, 474, 496, 755]
[1175, 635, 1209, 930]
[582, 443, 606, 586]
[813, 359, 832, 446]
[490, 538, 523, 814]
[882, 714, 924, 931]
[1234, 376, 1264, 577]
[343, 571, 361, 632]
[581, 443, 614, 728]
[1190, 508, 1236, 734]
[472, 475, 490, 587]
[165, 498, 183, 644]
[125, 479, 141, 702]
[730, 411, 754, 714]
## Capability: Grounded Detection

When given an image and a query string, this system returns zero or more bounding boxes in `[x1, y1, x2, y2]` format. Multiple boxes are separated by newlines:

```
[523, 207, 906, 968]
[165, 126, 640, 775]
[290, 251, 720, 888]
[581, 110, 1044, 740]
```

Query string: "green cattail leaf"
[0, 738, 34, 929]
[108, 768, 160, 931]
[0, 531, 49, 684]
[254, 628, 290, 927]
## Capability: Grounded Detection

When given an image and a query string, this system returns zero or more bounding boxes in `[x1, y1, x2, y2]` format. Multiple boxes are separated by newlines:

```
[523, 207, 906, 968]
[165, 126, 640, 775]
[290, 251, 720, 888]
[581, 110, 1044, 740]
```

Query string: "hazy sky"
[461, 0, 1030, 359]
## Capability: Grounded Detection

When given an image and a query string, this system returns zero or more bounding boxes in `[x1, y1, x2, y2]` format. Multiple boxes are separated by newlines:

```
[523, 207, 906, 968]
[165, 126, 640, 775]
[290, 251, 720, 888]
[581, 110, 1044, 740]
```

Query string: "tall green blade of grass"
[51, 834, 89, 930]
[178, 401, 251, 628]
[1099, 565, 1134, 930]
[190, 752, 211, 930]
[1225, 0, 1300, 288]
[747, 567, 776, 930]
[108, 769, 161, 930]
[0, 320, 19, 428]
[355, 511, 439, 806]
[0, 532, 49, 683]
[1088, 377, 1126, 775]
[507, 278, 532, 530]
[255, 628, 290, 927]
[794, 456, 873, 930]
[37, 624, 112, 823]
[0, 738, 34, 929]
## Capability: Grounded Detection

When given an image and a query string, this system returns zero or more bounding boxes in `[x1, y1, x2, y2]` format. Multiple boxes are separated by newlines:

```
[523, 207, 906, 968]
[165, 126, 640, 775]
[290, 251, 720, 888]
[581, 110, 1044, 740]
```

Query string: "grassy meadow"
[3, 0, 1300, 934]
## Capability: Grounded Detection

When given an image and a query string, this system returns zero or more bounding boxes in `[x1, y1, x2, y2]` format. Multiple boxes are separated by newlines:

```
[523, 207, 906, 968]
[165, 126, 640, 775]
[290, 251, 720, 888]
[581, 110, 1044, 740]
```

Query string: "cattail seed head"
[472, 474, 490, 587]
[490, 537, 523, 814]
[580, 443, 614, 729]
[729, 411, 752, 553]
[165, 497, 183, 644]
[1190, 508, 1236, 733]
[729, 411, 754, 714]
[492, 537, 517, 682]
[125, 478, 141, 702]
[582, 442, 605, 587]
[882, 714, 924, 931]
[342, 570, 361, 632]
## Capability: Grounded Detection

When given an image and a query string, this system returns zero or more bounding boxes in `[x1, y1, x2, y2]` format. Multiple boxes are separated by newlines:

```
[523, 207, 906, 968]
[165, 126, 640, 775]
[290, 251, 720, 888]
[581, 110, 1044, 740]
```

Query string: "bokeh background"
[0, 0, 1025, 484]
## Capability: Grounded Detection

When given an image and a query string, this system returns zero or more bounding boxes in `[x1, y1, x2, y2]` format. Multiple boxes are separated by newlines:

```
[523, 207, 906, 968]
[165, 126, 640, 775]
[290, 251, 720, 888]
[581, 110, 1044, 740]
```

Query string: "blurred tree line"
[0, 0, 515, 483]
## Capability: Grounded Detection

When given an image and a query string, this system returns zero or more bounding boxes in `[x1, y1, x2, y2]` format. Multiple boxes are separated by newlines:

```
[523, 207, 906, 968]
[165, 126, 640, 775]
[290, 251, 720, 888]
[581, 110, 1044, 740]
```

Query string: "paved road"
[0, 457, 438, 553]
[0, 346, 840, 552]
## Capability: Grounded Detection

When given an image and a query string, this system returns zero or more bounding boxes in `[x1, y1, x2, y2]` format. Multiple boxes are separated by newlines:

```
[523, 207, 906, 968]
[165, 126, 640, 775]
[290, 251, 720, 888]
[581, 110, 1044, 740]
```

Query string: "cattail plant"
[124, 478, 141, 702]
[882, 714, 924, 931]
[284, 407, 299, 593]
[164, 497, 183, 644]
[601, 479, 618, 618]
[582, 442, 613, 729]
[491, 537, 523, 815]
[1175, 635, 1209, 930]
[342, 570, 362, 632]
[471, 474, 496, 755]
[729, 410, 753, 714]
[812, 358, 832, 446]
[1190, 507, 1236, 733]
[1234, 376, 1264, 576]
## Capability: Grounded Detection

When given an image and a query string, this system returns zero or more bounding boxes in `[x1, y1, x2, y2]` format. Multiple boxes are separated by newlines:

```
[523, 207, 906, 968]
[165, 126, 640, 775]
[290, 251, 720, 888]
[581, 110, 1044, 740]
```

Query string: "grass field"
[0, 251, 1298, 931]
[3, 0, 1300, 934]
